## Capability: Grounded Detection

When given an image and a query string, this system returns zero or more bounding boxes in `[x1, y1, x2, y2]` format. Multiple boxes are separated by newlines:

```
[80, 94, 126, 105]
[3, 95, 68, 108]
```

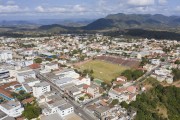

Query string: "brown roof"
[114, 88, 126, 93]
[22, 97, 34, 104]
[29, 63, 40, 69]
[0, 88, 13, 98]
[83, 84, 89, 89]
[1, 81, 20, 89]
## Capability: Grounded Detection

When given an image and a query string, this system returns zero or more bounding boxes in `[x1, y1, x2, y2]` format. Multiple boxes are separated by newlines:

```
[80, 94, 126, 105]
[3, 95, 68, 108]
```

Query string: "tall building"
[33, 82, 51, 98]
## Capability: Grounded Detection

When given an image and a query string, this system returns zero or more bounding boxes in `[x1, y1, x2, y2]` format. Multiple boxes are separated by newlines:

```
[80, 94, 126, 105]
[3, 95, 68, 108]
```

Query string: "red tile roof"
[29, 63, 40, 69]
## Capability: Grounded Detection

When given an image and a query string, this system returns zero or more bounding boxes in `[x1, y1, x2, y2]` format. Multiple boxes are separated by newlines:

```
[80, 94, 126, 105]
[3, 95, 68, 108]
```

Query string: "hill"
[83, 13, 180, 30]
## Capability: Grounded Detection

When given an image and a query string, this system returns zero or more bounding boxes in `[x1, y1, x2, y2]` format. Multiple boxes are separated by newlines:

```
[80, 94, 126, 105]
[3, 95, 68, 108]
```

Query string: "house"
[22, 77, 40, 93]
[116, 76, 127, 82]
[45, 63, 59, 71]
[58, 103, 74, 117]
[16, 69, 36, 83]
[73, 75, 91, 86]
[54, 77, 75, 87]
[151, 59, 160, 65]
[108, 88, 129, 102]
[0, 50, 12, 62]
[0, 101, 24, 118]
[64, 86, 81, 98]
[55, 69, 80, 79]
[33, 82, 51, 98]
[83, 84, 99, 98]
[0, 110, 16, 120]
[94, 106, 111, 119]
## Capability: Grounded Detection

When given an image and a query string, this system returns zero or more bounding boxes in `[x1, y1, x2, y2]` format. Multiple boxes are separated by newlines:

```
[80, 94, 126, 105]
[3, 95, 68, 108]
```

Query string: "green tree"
[34, 58, 42, 63]
[79, 97, 84, 101]
[110, 99, 119, 106]
[22, 104, 41, 120]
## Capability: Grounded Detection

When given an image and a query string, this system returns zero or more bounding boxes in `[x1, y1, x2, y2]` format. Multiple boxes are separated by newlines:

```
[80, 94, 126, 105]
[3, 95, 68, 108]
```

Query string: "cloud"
[0, 4, 29, 13]
[35, 4, 86, 13]
[127, 0, 155, 6]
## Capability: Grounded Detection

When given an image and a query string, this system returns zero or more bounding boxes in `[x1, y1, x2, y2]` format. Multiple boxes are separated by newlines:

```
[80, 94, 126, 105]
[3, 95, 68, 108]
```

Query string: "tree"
[172, 68, 180, 81]
[22, 104, 41, 120]
[79, 97, 84, 101]
[174, 60, 180, 64]
[110, 99, 119, 106]
[120, 101, 128, 109]
[34, 58, 42, 63]
[160, 58, 165, 62]
[19, 90, 25, 95]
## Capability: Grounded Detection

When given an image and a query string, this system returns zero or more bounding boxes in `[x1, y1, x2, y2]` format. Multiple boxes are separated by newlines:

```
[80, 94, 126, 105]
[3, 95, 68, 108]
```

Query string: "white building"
[45, 63, 59, 71]
[33, 82, 51, 98]
[0, 50, 12, 62]
[55, 69, 80, 79]
[0, 101, 24, 118]
[22, 77, 40, 93]
[73, 75, 91, 86]
[16, 70, 36, 83]
[151, 59, 160, 65]
[58, 103, 74, 117]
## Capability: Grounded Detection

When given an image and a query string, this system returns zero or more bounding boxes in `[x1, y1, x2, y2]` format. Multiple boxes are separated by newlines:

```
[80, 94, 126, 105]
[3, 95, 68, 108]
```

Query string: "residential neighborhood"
[0, 34, 179, 120]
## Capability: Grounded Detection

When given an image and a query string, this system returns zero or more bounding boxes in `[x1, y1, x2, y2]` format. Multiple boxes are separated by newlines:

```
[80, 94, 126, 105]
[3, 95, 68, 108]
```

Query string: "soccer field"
[76, 60, 128, 83]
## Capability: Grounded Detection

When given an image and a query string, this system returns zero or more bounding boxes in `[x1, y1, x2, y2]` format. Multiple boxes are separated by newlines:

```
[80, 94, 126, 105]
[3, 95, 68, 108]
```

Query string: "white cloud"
[0, 4, 28, 13]
[127, 0, 155, 6]
[35, 5, 86, 13]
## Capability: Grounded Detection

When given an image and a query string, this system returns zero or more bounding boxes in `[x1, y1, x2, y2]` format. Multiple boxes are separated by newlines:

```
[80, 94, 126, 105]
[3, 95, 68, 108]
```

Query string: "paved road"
[36, 73, 96, 120]
[134, 64, 161, 85]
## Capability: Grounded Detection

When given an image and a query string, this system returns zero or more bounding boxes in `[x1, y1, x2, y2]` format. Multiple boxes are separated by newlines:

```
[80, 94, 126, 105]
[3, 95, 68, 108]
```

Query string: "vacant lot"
[75, 60, 128, 83]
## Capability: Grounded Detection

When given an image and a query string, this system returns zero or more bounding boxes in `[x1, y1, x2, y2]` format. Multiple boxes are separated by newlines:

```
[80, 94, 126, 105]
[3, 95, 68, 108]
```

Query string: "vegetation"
[34, 58, 42, 63]
[22, 103, 41, 120]
[172, 68, 180, 81]
[11, 90, 31, 101]
[121, 69, 144, 81]
[140, 57, 150, 66]
[174, 60, 180, 64]
[122, 84, 180, 120]
[110, 99, 119, 106]
[76, 60, 127, 83]
[79, 97, 84, 101]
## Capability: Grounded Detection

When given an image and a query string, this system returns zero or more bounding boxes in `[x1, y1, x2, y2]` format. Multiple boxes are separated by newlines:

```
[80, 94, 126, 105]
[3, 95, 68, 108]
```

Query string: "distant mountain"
[83, 13, 180, 30]
[0, 20, 35, 26]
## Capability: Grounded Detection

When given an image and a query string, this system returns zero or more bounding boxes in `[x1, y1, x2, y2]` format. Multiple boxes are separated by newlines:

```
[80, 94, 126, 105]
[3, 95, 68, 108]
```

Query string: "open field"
[75, 60, 128, 83]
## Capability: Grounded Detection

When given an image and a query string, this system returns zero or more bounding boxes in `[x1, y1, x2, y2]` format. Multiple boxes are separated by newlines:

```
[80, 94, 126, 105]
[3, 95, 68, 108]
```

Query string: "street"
[36, 72, 96, 120]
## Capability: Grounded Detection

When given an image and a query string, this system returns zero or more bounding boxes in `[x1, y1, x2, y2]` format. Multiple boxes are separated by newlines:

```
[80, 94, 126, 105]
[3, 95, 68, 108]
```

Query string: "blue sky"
[0, 0, 180, 20]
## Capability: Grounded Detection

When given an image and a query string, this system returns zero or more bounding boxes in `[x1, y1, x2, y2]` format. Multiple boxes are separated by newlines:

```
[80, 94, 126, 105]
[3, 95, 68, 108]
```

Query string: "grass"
[75, 60, 128, 83]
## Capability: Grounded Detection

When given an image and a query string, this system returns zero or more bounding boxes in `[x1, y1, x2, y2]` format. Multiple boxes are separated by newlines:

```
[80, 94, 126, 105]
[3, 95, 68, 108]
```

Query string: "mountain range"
[39, 13, 180, 31]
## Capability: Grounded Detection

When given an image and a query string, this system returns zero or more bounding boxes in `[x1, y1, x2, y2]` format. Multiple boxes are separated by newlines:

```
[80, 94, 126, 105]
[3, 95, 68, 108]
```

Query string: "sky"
[0, 0, 180, 20]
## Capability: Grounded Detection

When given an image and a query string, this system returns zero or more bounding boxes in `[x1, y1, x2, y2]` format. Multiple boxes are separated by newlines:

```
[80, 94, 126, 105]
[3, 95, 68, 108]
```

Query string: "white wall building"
[45, 63, 59, 71]
[58, 103, 74, 117]
[0, 101, 24, 118]
[16, 70, 36, 83]
[0, 50, 12, 62]
[33, 82, 51, 98]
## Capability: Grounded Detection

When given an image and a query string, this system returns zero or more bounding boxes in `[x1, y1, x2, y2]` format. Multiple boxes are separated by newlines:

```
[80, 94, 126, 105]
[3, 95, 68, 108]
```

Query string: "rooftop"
[58, 103, 73, 111]
[34, 82, 50, 87]
[0, 101, 20, 110]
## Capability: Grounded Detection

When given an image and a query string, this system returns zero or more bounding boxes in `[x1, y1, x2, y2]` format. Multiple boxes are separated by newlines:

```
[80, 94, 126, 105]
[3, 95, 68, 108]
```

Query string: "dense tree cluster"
[121, 84, 180, 120]
[34, 58, 42, 63]
[11, 90, 31, 101]
[22, 103, 42, 120]
[121, 69, 144, 81]
[172, 68, 180, 81]
[140, 57, 150, 66]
